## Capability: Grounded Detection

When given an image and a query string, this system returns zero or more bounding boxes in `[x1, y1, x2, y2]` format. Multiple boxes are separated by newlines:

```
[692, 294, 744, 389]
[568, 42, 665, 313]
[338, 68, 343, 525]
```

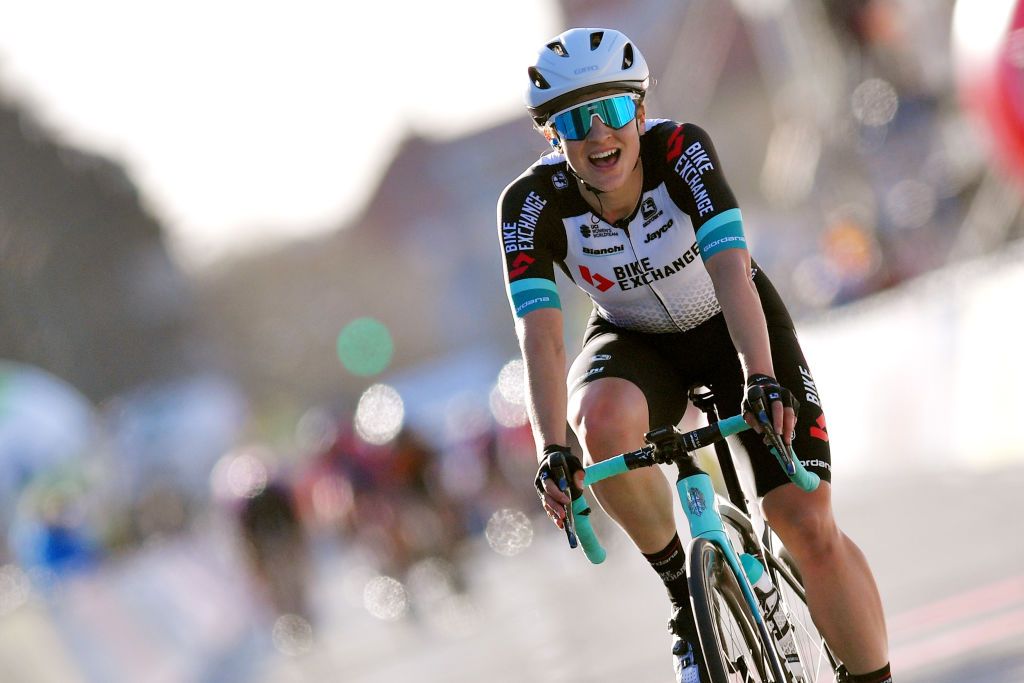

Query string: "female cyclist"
[497, 27, 892, 683]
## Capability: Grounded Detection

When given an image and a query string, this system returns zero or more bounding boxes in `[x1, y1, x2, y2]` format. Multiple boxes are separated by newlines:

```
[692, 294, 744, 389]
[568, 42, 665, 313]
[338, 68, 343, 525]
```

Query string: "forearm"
[516, 313, 569, 460]
[711, 260, 774, 379]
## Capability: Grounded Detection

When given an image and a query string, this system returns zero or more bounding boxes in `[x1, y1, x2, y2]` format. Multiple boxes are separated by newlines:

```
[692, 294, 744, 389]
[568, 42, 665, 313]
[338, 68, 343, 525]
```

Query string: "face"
[547, 90, 645, 194]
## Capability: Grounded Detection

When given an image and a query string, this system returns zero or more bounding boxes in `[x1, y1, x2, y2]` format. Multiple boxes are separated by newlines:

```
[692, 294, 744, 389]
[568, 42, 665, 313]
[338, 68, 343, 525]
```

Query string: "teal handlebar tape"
[768, 445, 820, 492]
[572, 495, 606, 564]
[717, 414, 749, 438]
[584, 457, 629, 486]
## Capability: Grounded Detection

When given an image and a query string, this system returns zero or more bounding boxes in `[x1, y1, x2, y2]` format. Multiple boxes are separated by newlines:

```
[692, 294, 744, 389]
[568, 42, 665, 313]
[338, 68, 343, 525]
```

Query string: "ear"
[636, 102, 646, 134]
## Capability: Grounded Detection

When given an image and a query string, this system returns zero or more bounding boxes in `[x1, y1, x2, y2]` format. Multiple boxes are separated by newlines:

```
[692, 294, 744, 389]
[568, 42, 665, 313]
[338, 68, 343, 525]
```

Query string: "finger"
[771, 398, 785, 436]
[573, 470, 586, 491]
[783, 406, 797, 447]
[743, 411, 763, 433]
[543, 500, 565, 527]
[545, 480, 570, 506]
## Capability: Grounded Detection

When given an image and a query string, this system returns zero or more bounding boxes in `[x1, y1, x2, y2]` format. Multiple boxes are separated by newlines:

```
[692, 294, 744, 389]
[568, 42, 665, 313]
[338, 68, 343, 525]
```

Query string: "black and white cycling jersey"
[498, 120, 748, 333]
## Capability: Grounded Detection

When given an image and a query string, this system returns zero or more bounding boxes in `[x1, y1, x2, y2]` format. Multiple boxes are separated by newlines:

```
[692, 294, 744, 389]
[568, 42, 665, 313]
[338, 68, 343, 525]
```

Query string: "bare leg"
[762, 482, 889, 675]
[568, 378, 677, 553]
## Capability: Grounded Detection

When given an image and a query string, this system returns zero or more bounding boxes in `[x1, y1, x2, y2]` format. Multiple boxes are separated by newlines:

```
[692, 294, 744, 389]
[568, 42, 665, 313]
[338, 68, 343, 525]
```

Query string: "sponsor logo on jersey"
[590, 354, 612, 362]
[580, 223, 617, 239]
[578, 265, 615, 292]
[643, 218, 675, 244]
[666, 125, 686, 162]
[508, 252, 535, 279]
[610, 244, 700, 290]
[582, 244, 625, 256]
[552, 171, 568, 189]
[799, 458, 830, 470]
[810, 415, 829, 442]
[581, 366, 605, 379]
[799, 365, 821, 407]
[641, 197, 658, 221]
[673, 141, 715, 216]
[503, 191, 547, 253]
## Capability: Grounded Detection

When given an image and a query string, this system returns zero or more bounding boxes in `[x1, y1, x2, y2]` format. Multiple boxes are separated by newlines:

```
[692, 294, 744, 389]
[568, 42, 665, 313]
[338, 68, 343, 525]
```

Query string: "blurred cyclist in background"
[497, 27, 891, 683]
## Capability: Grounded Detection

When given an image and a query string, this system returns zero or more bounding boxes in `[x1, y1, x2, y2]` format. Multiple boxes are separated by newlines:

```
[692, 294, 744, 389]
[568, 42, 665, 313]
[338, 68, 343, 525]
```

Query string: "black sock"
[643, 533, 689, 609]
[845, 663, 892, 683]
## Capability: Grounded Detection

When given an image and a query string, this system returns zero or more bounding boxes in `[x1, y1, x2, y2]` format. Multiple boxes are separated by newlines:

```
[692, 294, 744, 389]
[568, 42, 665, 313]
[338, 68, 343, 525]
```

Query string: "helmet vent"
[528, 67, 551, 90]
[590, 31, 604, 50]
[622, 43, 634, 69]
[546, 41, 568, 57]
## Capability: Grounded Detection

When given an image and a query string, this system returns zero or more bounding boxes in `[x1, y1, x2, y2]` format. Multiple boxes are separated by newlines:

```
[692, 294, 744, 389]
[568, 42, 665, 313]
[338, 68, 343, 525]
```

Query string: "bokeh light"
[851, 78, 899, 127]
[210, 446, 271, 500]
[363, 575, 409, 621]
[336, 317, 394, 377]
[0, 564, 31, 616]
[496, 359, 527, 406]
[354, 384, 404, 445]
[271, 614, 314, 657]
[485, 508, 534, 557]
[489, 384, 529, 428]
[885, 179, 938, 230]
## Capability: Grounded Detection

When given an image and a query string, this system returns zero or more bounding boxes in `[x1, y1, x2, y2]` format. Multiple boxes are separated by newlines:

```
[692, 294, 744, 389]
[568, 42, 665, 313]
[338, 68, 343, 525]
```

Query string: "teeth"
[590, 149, 617, 160]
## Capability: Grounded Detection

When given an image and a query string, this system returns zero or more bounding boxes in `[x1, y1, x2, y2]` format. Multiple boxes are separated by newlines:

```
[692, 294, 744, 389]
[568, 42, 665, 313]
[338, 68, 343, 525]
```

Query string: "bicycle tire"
[688, 538, 781, 683]
[765, 550, 841, 682]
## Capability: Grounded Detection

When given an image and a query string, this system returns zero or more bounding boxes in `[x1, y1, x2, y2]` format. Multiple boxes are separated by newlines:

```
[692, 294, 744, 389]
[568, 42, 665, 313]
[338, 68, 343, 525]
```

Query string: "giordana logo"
[552, 171, 568, 190]
[574, 65, 599, 74]
[641, 197, 658, 221]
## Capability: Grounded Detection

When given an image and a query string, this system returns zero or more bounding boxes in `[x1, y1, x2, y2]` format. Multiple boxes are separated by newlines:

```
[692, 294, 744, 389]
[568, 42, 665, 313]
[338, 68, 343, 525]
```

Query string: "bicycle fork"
[677, 461, 790, 682]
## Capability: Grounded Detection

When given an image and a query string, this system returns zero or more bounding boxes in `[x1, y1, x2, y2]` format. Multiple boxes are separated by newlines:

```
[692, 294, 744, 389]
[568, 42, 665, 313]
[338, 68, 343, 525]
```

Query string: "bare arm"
[515, 307, 568, 460]
[706, 249, 795, 444]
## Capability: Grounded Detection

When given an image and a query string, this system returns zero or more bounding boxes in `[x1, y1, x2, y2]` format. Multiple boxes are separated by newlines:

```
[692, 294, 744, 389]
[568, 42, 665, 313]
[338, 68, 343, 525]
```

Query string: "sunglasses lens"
[551, 95, 637, 141]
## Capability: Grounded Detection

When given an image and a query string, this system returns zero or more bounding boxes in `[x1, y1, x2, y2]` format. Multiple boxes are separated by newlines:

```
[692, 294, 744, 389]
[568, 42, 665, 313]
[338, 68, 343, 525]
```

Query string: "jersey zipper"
[619, 221, 687, 333]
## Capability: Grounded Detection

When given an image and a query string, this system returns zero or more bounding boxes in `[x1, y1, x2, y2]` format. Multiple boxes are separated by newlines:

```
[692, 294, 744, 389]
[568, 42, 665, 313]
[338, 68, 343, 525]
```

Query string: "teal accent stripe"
[509, 277, 558, 296]
[513, 289, 561, 317]
[695, 207, 743, 243]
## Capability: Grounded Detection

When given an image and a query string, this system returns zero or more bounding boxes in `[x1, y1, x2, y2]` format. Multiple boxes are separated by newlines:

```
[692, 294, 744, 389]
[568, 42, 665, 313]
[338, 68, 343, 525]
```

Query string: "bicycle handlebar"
[570, 414, 819, 564]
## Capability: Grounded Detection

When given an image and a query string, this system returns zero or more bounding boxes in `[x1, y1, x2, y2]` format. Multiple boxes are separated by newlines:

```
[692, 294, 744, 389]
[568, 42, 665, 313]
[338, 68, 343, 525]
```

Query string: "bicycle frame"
[564, 413, 820, 681]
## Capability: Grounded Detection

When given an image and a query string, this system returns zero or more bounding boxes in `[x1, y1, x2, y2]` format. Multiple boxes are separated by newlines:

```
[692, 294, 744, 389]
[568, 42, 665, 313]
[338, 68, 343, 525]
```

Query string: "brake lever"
[751, 395, 796, 476]
[549, 457, 579, 549]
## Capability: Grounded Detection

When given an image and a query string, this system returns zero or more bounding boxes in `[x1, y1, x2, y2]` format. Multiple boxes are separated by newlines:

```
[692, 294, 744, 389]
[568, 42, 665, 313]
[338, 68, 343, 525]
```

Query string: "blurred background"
[1, 0, 1023, 681]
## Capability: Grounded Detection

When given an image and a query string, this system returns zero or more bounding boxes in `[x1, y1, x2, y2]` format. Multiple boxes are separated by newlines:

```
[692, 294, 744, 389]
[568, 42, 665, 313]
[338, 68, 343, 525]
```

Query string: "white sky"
[0, 0, 561, 268]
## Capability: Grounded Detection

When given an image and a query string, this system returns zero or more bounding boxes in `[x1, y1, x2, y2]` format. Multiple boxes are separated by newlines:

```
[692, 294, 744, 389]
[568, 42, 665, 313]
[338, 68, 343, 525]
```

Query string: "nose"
[586, 115, 614, 140]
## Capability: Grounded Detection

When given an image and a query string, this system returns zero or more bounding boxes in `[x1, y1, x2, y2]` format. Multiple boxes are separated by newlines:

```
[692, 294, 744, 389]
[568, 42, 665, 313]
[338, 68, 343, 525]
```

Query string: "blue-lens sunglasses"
[549, 93, 640, 141]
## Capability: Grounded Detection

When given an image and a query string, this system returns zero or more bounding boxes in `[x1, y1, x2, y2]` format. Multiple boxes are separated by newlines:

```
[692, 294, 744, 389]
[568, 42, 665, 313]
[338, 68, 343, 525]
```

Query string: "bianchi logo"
[552, 171, 568, 190]
[686, 487, 707, 517]
[582, 244, 624, 256]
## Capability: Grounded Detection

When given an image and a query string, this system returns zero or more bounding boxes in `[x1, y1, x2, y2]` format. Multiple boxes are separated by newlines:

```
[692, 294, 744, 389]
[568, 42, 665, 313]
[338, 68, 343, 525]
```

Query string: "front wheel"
[689, 538, 781, 683]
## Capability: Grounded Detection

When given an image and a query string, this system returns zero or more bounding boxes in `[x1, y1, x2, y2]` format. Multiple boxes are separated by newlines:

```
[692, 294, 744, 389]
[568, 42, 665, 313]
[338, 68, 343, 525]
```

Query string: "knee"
[569, 381, 648, 457]
[765, 503, 840, 564]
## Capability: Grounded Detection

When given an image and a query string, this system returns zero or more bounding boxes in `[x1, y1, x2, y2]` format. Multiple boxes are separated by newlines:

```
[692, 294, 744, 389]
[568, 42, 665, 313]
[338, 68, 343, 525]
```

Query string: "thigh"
[708, 324, 833, 497]
[567, 320, 689, 430]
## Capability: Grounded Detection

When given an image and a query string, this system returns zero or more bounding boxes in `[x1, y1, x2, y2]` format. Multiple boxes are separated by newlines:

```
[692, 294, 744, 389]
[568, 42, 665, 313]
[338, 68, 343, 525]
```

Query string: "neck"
[579, 164, 643, 224]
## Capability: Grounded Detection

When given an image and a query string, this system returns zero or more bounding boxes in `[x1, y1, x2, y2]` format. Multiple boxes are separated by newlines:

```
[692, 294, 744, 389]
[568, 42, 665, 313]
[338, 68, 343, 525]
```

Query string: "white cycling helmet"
[525, 27, 650, 124]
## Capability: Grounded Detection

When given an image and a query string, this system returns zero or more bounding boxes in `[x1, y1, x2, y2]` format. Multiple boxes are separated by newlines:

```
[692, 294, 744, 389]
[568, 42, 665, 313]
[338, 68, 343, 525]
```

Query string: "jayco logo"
[643, 219, 675, 243]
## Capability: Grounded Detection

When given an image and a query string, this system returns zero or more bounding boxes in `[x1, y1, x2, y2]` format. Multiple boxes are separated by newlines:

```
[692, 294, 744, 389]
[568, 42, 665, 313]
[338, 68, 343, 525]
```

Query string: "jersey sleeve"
[661, 123, 748, 263]
[497, 175, 562, 318]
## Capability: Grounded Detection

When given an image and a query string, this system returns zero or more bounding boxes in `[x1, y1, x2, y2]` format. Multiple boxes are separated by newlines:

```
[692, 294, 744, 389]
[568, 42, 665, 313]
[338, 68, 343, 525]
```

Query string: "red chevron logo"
[810, 414, 829, 442]
[509, 252, 534, 279]
[579, 265, 614, 292]
[666, 125, 686, 162]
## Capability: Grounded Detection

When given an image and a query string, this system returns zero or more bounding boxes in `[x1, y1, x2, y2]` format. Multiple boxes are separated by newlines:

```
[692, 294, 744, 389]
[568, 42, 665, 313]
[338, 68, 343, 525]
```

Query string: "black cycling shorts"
[566, 268, 831, 497]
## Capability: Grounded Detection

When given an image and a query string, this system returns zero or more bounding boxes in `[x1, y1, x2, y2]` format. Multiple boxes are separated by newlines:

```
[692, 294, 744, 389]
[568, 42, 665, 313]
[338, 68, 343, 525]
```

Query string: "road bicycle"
[548, 387, 841, 682]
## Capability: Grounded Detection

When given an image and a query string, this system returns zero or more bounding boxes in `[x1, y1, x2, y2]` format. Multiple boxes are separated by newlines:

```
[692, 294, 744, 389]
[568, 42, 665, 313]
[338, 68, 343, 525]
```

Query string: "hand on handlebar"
[742, 374, 800, 449]
[534, 445, 585, 530]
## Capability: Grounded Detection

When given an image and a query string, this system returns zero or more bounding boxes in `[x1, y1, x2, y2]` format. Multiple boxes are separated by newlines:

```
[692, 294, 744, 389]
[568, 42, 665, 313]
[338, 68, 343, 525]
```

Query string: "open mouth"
[588, 148, 621, 168]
